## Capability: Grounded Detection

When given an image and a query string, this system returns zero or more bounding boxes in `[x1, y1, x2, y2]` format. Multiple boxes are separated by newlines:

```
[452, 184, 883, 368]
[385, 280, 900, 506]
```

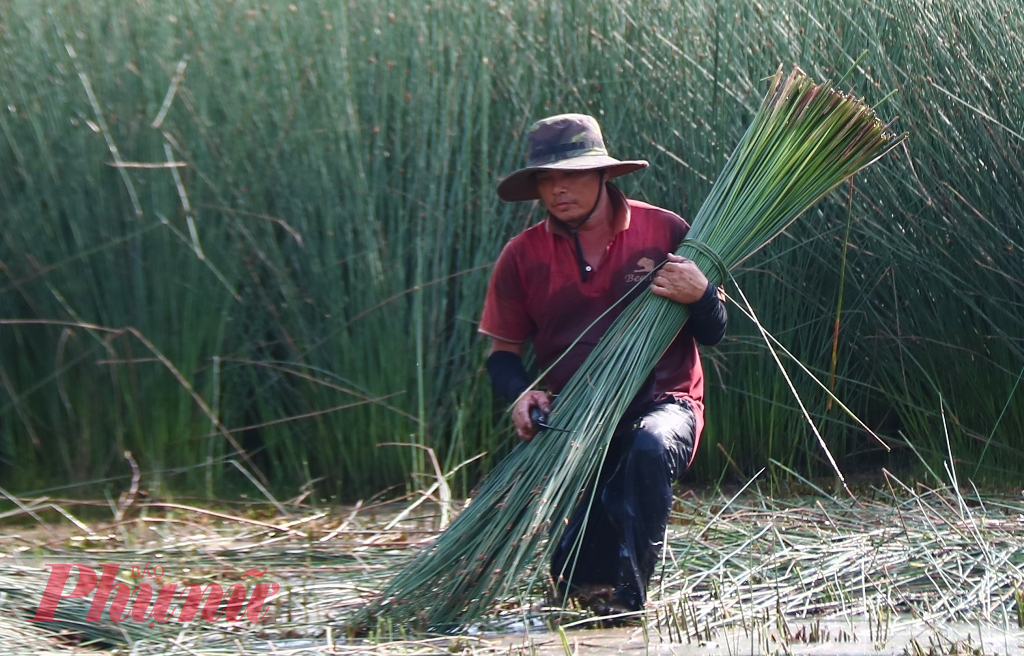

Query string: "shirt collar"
[544, 183, 631, 237]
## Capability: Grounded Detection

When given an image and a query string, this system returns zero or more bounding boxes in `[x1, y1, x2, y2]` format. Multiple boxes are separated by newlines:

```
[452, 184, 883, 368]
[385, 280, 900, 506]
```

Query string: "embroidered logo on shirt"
[633, 258, 655, 274]
[625, 257, 656, 283]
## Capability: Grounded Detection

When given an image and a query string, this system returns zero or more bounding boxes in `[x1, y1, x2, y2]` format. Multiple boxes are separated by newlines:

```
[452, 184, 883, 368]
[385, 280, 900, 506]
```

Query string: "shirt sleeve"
[671, 213, 690, 249]
[687, 282, 728, 346]
[479, 241, 535, 344]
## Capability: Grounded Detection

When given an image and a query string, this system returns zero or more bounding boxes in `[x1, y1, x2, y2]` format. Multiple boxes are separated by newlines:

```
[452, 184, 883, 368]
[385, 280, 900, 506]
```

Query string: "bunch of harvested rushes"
[361, 67, 905, 629]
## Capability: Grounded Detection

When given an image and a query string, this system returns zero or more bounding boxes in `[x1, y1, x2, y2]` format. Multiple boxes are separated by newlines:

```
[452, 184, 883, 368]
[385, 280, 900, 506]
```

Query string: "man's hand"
[651, 253, 709, 304]
[512, 390, 552, 441]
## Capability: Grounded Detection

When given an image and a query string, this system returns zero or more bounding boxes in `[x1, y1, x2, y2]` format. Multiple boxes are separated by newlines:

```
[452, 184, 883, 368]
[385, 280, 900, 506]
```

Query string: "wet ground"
[4, 489, 1024, 654]
[495, 620, 1024, 655]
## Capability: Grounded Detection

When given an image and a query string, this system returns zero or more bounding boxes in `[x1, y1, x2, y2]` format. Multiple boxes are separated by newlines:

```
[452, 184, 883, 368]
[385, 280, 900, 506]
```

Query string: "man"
[479, 114, 727, 616]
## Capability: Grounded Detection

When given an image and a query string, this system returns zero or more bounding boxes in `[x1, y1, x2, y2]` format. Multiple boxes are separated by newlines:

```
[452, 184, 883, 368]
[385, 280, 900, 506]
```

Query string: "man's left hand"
[650, 253, 709, 304]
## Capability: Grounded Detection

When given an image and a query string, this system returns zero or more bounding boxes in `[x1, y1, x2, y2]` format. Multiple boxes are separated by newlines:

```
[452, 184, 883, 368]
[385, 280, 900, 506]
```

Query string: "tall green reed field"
[0, 0, 1020, 499]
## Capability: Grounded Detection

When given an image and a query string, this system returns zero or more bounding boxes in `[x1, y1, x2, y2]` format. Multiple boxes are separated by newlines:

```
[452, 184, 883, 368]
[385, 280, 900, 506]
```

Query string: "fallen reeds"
[656, 477, 1024, 633]
[3, 480, 1024, 653]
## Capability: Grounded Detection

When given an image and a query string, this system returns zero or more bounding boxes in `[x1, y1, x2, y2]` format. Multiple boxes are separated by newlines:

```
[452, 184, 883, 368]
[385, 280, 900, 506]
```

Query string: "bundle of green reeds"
[360, 67, 905, 629]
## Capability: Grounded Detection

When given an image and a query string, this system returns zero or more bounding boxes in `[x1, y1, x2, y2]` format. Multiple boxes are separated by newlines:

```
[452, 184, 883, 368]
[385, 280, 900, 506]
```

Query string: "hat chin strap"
[549, 172, 605, 283]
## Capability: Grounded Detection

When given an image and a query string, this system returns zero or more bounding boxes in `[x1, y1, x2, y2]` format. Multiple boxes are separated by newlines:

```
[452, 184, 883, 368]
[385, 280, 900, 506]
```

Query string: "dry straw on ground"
[2, 471, 1024, 654]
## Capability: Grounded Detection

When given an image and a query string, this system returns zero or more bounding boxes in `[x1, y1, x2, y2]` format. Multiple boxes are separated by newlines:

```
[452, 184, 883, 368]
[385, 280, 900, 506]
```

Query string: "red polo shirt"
[480, 185, 707, 440]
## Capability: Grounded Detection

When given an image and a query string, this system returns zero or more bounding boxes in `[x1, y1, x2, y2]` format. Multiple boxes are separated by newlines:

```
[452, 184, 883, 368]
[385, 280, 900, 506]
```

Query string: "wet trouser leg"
[550, 399, 696, 610]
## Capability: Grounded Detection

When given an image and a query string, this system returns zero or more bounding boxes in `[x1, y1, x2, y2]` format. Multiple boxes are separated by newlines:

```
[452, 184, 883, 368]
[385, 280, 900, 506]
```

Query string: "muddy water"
[495, 620, 1024, 655]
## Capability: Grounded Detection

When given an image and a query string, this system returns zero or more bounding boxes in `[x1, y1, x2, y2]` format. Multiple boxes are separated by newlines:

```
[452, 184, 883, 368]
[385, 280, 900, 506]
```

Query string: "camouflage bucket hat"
[496, 113, 649, 202]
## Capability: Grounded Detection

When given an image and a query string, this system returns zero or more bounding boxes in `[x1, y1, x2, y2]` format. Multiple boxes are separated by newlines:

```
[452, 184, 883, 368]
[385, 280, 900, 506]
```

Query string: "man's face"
[535, 169, 603, 226]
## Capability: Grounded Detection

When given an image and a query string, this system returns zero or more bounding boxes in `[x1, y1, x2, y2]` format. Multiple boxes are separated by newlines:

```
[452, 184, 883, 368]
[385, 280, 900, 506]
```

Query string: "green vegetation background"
[0, 0, 1020, 500]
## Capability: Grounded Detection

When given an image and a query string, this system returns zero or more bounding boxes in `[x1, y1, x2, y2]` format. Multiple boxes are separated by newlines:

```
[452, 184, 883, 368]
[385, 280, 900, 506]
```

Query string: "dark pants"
[550, 399, 696, 611]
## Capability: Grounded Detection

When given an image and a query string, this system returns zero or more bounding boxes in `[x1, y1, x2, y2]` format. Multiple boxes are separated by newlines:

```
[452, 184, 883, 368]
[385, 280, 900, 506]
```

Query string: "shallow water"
[496, 620, 1024, 655]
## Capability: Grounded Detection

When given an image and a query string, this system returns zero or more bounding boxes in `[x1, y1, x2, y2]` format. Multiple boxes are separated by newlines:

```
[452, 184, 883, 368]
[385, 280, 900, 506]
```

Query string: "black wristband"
[486, 351, 532, 404]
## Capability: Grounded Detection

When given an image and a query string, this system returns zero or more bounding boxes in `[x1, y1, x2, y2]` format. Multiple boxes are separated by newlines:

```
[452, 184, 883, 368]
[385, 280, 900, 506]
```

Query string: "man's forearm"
[687, 283, 727, 346]
[486, 350, 532, 404]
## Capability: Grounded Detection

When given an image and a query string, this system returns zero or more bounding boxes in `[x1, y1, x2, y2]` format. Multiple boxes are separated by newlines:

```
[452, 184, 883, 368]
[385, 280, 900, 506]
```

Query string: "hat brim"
[496, 156, 649, 202]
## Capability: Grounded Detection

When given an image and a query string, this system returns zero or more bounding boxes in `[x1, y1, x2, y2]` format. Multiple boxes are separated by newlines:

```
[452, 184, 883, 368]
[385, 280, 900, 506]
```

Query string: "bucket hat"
[497, 113, 648, 202]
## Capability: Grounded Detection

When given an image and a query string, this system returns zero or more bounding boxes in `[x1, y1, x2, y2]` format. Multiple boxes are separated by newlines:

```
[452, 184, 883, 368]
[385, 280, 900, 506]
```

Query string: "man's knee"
[629, 427, 670, 457]
[631, 401, 696, 476]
